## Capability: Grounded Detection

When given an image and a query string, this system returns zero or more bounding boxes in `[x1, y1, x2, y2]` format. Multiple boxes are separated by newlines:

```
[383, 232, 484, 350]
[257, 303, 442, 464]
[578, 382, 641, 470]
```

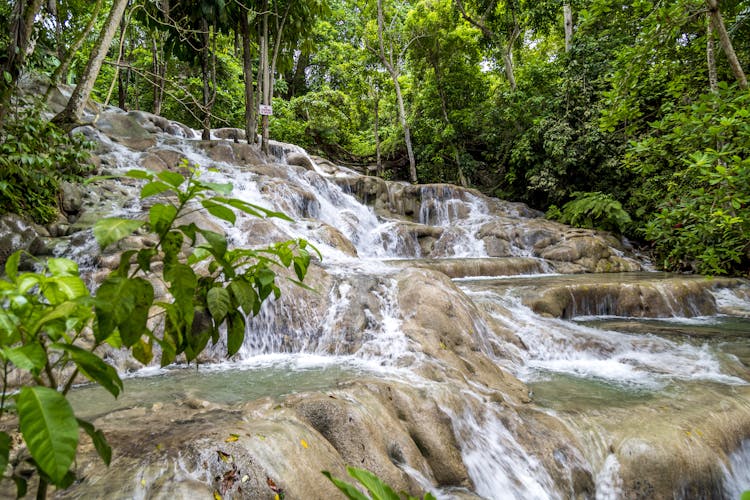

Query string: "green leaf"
[229, 279, 257, 315]
[125, 169, 152, 180]
[207, 287, 231, 323]
[31, 301, 80, 335]
[5, 250, 21, 281]
[95, 277, 154, 345]
[202, 200, 236, 224]
[77, 419, 112, 466]
[94, 218, 144, 249]
[132, 337, 153, 365]
[4, 344, 46, 374]
[322, 470, 369, 500]
[137, 248, 157, 272]
[0, 431, 10, 476]
[741, 490, 750, 500]
[17, 387, 78, 485]
[197, 181, 233, 195]
[51, 344, 123, 397]
[118, 278, 154, 347]
[257, 267, 276, 287]
[164, 263, 197, 316]
[46, 258, 79, 277]
[43, 275, 89, 303]
[140, 180, 173, 199]
[226, 311, 245, 356]
[347, 466, 401, 500]
[156, 170, 186, 188]
[198, 229, 228, 258]
[149, 203, 178, 235]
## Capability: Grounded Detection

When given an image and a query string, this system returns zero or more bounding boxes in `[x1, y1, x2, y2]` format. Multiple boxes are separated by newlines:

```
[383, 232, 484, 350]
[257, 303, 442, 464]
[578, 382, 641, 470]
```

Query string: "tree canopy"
[1, 0, 749, 274]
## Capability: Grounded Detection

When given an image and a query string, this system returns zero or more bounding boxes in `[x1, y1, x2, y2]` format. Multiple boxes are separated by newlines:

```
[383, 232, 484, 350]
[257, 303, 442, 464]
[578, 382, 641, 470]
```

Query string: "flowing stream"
[56, 114, 750, 499]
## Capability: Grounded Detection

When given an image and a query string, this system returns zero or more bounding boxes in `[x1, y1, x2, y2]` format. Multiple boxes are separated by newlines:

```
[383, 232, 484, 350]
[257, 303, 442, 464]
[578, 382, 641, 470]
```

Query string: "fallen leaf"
[217, 450, 232, 463]
[225, 433, 240, 443]
[221, 464, 239, 493]
[241, 474, 249, 483]
[140, 479, 146, 487]
[300, 439, 308, 449]
[213, 491, 222, 500]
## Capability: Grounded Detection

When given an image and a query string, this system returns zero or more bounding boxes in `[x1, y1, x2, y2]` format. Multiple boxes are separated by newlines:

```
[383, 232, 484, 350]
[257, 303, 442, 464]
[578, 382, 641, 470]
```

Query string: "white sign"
[259, 104, 273, 116]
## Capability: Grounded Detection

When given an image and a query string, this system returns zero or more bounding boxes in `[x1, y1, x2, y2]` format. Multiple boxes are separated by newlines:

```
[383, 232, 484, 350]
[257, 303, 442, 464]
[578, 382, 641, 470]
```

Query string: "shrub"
[0, 106, 93, 223]
[547, 191, 632, 233]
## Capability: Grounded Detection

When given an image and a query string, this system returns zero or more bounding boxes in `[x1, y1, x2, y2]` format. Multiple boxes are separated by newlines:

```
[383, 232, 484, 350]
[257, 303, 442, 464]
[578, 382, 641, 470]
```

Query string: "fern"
[548, 191, 632, 233]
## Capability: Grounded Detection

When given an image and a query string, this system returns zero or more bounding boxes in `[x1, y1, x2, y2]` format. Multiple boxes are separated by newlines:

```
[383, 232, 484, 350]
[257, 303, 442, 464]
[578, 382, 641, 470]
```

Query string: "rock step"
[384, 257, 548, 279]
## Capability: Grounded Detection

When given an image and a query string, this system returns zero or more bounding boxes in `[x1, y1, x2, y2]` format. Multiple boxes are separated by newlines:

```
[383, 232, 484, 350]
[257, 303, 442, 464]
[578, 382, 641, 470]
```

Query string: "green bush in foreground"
[0, 165, 317, 496]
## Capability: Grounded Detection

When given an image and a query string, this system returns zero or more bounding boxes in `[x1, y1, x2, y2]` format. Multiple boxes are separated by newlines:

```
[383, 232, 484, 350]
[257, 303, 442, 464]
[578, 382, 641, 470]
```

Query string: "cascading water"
[46, 114, 750, 499]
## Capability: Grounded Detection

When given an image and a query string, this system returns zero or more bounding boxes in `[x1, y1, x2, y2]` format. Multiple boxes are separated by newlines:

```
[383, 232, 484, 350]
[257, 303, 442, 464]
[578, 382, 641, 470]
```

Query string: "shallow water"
[68, 359, 362, 419]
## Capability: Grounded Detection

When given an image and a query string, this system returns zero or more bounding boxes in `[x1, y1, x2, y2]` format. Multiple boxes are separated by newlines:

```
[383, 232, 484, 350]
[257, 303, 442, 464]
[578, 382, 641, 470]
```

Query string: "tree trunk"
[200, 18, 211, 140]
[52, 0, 129, 127]
[706, 0, 748, 90]
[260, 1, 270, 154]
[563, 3, 573, 53]
[117, 15, 128, 110]
[374, 88, 382, 177]
[0, 0, 45, 129]
[432, 53, 466, 186]
[377, 0, 417, 183]
[392, 72, 416, 183]
[152, 35, 166, 116]
[48, 0, 103, 88]
[240, 12, 256, 145]
[707, 14, 718, 93]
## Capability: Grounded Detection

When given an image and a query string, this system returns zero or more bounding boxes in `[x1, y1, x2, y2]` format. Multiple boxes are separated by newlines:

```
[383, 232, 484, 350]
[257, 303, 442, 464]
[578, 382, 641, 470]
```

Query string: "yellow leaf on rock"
[300, 439, 308, 449]
[213, 491, 223, 500]
[225, 433, 239, 442]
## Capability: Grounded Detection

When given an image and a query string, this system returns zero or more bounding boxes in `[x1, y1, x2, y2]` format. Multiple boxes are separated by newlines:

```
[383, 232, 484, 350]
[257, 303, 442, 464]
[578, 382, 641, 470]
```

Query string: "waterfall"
[43, 116, 750, 499]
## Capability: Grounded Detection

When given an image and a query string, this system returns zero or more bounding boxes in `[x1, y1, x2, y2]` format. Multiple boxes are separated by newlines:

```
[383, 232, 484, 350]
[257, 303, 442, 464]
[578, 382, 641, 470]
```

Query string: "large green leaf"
[93, 218, 144, 250]
[149, 203, 178, 235]
[207, 286, 231, 323]
[3, 344, 46, 374]
[42, 275, 89, 303]
[95, 277, 135, 342]
[140, 180, 173, 199]
[17, 387, 78, 485]
[229, 279, 257, 315]
[201, 199, 236, 224]
[31, 301, 81, 336]
[226, 311, 245, 356]
[156, 171, 186, 189]
[117, 278, 154, 347]
[46, 258, 79, 277]
[5, 250, 21, 281]
[346, 467, 401, 500]
[51, 344, 123, 397]
[164, 263, 197, 320]
[77, 419, 112, 466]
[321, 470, 369, 500]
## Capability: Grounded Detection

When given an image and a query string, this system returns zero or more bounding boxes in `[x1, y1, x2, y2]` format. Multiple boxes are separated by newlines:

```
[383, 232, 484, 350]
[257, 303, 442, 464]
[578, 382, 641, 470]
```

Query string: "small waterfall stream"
[47, 114, 750, 499]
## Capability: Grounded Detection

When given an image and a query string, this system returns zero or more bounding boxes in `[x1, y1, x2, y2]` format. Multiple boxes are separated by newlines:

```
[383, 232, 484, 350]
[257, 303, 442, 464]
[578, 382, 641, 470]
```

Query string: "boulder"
[0, 214, 48, 266]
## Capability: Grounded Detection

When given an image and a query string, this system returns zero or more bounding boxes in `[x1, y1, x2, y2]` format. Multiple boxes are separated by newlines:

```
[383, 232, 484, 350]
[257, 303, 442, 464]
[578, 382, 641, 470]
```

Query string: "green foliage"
[626, 86, 750, 275]
[0, 164, 316, 494]
[0, 107, 93, 223]
[547, 191, 632, 233]
[322, 466, 437, 500]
